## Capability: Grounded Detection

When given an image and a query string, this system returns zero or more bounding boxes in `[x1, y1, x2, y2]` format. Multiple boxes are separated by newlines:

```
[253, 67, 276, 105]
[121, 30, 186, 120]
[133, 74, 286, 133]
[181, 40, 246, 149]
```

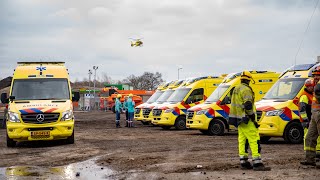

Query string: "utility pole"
[178, 67, 183, 80]
[88, 70, 92, 111]
[93, 66, 98, 110]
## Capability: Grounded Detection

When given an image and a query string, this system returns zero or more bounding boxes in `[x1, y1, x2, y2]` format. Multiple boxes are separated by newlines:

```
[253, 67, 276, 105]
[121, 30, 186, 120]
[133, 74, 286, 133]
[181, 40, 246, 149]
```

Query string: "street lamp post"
[93, 66, 99, 110]
[88, 70, 92, 111]
[178, 67, 183, 80]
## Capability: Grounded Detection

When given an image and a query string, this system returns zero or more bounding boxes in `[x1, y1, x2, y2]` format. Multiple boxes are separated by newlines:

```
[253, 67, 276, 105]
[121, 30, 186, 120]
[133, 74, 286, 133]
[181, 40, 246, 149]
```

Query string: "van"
[137, 80, 184, 124]
[257, 63, 320, 143]
[1, 62, 79, 147]
[187, 71, 279, 135]
[151, 76, 223, 130]
[134, 82, 170, 125]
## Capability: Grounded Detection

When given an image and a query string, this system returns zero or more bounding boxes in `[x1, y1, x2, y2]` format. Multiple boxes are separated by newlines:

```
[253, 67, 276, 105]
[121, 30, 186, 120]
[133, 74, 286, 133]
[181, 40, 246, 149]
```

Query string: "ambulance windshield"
[205, 85, 230, 103]
[263, 78, 306, 100]
[167, 88, 191, 103]
[147, 91, 164, 103]
[156, 90, 174, 103]
[12, 78, 70, 100]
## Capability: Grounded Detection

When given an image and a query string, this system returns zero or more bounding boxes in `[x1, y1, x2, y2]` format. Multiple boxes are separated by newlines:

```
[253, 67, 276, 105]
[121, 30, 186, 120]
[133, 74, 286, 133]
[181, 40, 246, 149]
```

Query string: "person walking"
[301, 67, 320, 166]
[127, 94, 135, 127]
[300, 78, 320, 156]
[229, 71, 271, 171]
[115, 94, 122, 128]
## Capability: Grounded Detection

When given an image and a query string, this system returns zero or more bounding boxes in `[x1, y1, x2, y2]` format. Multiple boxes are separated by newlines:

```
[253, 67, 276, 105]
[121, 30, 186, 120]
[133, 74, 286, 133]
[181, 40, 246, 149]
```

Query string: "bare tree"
[123, 72, 164, 90]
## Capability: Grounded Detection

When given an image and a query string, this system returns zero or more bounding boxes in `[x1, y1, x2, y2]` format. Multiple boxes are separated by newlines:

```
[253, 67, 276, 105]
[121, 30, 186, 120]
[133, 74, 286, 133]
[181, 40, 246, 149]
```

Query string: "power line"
[294, 0, 319, 65]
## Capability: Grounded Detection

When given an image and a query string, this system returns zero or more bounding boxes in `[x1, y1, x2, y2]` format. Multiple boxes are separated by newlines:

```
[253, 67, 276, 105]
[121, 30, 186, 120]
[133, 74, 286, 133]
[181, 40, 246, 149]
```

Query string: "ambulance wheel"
[174, 117, 186, 130]
[260, 136, 271, 143]
[111, 106, 116, 113]
[284, 122, 303, 144]
[141, 121, 150, 125]
[7, 133, 16, 147]
[200, 130, 209, 135]
[161, 126, 171, 130]
[66, 130, 75, 144]
[208, 119, 225, 136]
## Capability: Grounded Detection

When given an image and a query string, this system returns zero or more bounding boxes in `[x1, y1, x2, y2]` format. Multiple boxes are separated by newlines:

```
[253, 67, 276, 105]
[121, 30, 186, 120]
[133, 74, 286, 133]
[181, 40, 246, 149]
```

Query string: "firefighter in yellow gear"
[301, 66, 320, 166]
[300, 78, 320, 155]
[229, 71, 271, 171]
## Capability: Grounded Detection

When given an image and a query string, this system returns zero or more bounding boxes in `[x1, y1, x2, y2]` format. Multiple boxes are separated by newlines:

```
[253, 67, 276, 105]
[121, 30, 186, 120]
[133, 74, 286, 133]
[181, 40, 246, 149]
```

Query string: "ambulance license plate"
[31, 131, 50, 138]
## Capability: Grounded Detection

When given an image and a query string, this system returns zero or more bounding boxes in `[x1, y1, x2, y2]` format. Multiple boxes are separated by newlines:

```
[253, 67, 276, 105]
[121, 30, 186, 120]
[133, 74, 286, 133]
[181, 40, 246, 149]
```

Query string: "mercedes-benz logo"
[36, 114, 45, 122]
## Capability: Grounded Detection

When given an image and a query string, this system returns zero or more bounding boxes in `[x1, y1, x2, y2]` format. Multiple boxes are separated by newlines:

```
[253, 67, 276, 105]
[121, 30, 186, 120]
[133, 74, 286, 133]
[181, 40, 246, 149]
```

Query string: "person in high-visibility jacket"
[115, 94, 122, 128]
[301, 66, 320, 166]
[229, 71, 271, 171]
[300, 78, 320, 155]
[127, 94, 135, 127]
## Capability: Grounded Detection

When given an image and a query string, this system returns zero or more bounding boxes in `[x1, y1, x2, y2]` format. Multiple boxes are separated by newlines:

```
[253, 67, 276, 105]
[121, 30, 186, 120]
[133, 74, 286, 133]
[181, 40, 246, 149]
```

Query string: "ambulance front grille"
[187, 111, 194, 119]
[152, 109, 162, 116]
[135, 108, 141, 114]
[142, 108, 152, 116]
[21, 113, 60, 124]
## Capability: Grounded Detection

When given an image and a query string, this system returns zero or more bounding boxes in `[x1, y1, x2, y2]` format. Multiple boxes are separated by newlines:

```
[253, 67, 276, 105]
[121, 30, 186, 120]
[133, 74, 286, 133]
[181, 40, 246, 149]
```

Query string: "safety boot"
[253, 163, 271, 171]
[240, 161, 253, 170]
[300, 160, 316, 166]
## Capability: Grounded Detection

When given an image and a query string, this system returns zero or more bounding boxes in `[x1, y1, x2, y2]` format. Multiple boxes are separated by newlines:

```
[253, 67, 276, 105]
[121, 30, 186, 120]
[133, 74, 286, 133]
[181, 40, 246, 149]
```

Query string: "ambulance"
[134, 82, 170, 125]
[257, 63, 320, 144]
[186, 71, 279, 135]
[138, 80, 184, 124]
[1, 62, 78, 147]
[151, 76, 224, 130]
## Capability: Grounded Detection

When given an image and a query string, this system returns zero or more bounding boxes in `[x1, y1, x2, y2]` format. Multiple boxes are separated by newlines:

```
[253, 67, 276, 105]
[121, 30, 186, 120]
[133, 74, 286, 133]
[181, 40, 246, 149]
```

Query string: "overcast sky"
[0, 0, 319, 82]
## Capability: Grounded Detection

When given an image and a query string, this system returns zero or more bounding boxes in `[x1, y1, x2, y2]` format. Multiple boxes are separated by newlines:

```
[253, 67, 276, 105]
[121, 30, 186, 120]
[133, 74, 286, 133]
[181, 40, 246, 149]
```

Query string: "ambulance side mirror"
[72, 92, 80, 102]
[1, 93, 9, 104]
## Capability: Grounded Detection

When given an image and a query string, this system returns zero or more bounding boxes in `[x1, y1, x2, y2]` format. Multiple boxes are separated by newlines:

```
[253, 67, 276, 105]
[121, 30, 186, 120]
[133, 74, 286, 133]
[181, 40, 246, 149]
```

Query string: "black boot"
[253, 163, 271, 171]
[240, 161, 253, 170]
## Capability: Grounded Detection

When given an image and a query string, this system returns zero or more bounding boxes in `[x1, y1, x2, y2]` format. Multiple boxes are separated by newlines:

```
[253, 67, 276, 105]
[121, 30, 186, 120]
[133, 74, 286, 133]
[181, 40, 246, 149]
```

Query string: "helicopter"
[130, 38, 143, 47]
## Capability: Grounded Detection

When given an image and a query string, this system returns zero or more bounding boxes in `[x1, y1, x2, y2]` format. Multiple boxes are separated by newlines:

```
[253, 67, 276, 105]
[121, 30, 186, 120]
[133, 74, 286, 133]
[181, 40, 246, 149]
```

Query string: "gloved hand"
[249, 114, 255, 121]
[301, 122, 309, 129]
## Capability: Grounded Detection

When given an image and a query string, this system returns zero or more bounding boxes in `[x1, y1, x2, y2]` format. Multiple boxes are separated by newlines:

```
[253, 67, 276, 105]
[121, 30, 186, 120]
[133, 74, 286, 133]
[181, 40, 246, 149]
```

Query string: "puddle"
[0, 157, 113, 180]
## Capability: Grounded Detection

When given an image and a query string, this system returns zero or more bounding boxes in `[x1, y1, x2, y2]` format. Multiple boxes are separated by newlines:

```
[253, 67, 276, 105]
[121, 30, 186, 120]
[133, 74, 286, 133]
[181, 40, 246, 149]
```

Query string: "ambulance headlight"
[196, 110, 207, 115]
[8, 112, 20, 123]
[61, 110, 73, 121]
[164, 109, 174, 113]
[265, 109, 283, 116]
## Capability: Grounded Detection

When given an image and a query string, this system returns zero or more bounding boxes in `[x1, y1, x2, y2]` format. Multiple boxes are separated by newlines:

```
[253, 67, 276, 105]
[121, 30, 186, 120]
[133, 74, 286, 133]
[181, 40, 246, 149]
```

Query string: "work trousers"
[305, 110, 320, 161]
[304, 128, 320, 152]
[238, 120, 261, 159]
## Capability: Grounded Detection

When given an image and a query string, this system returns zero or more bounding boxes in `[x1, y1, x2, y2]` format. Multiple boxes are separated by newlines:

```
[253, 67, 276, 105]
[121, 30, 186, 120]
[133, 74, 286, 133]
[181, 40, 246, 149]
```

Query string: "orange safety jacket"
[312, 82, 320, 110]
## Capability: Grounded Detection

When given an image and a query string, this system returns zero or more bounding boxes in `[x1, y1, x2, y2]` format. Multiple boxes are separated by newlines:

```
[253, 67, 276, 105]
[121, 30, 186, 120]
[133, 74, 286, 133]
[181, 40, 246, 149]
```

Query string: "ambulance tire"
[208, 119, 225, 136]
[260, 136, 271, 144]
[111, 106, 116, 113]
[174, 117, 186, 130]
[284, 122, 303, 144]
[141, 121, 150, 125]
[66, 130, 75, 144]
[7, 133, 16, 147]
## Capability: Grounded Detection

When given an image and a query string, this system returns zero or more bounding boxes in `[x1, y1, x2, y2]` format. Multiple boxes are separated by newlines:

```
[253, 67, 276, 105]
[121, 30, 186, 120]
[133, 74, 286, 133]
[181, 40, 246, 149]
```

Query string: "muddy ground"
[0, 111, 319, 179]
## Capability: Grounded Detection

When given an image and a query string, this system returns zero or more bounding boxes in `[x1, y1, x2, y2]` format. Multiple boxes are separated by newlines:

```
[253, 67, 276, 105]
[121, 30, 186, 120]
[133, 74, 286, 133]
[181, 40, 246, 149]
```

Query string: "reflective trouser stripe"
[238, 120, 260, 158]
[305, 111, 320, 156]
[252, 157, 262, 164]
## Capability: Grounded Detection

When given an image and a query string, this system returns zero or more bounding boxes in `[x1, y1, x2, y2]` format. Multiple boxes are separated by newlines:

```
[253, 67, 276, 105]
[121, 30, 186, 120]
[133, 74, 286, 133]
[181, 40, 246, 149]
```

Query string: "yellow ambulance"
[257, 63, 320, 144]
[187, 71, 279, 135]
[138, 80, 184, 124]
[151, 76, 223, 130]
[1, 62, 78, 147]
[134, 82, 170, 125]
